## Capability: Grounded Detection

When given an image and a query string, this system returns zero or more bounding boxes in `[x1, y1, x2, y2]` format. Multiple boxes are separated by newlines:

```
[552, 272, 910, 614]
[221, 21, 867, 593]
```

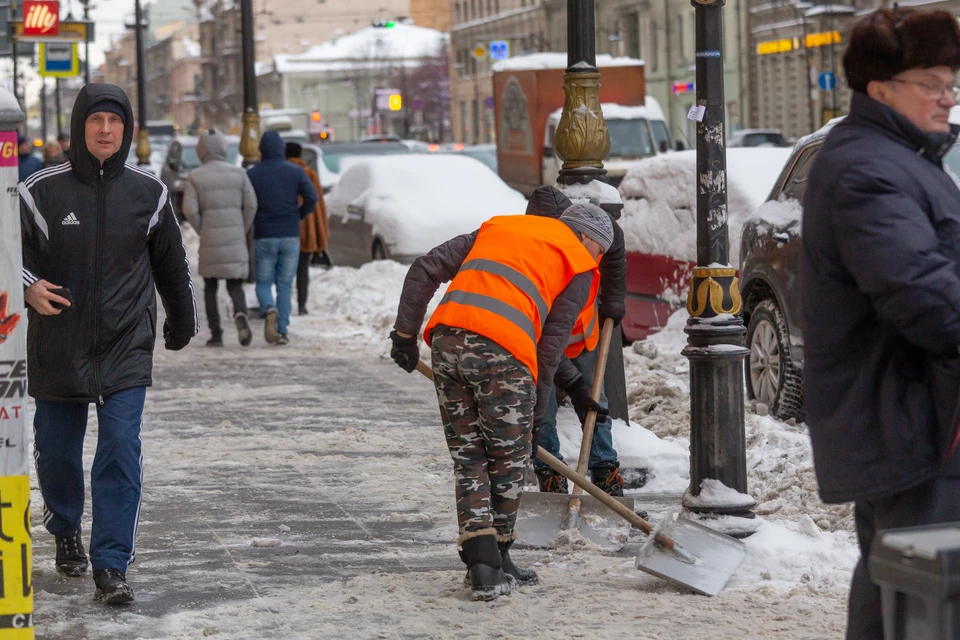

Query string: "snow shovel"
[536, 448, 746, 596]
[514, 318, 636, 551]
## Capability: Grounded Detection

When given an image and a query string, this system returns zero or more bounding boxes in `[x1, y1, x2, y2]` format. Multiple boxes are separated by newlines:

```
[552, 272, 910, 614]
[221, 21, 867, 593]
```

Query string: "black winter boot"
[206, 331, 224, 347]
[459, 534, 515, 601]
[55, 529, 88, 577]
[235, 313, 252, 347]
[535, 468, 569, 494]
[93, 568, 134, 605]
[590, 461, 625, 497]
[499, 539, 539, 585]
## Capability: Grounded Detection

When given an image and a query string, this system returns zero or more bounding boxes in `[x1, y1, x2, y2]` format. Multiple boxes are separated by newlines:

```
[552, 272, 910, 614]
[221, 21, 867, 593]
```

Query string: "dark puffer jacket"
[20, 83, 198, 403]
[246, 131, 318, 240]
[801, 91, 960, 504]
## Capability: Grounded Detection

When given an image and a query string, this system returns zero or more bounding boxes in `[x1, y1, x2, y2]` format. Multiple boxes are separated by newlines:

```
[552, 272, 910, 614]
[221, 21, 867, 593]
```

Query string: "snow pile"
[684, 479, 755, 509]
[558, 179, 622, 206]
[618, 148, 792, 264]
[492, 53, 642, 72]
[338, 155, 527, 257]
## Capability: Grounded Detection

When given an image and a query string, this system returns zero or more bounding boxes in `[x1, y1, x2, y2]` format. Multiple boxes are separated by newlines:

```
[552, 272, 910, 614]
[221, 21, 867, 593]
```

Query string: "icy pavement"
[27, 239, 858, 638]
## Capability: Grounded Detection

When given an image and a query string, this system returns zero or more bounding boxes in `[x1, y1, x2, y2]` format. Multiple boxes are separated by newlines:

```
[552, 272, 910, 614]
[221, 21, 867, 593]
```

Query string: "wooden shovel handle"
[416, 359, 434, 381]
[571, 318, 616, 492]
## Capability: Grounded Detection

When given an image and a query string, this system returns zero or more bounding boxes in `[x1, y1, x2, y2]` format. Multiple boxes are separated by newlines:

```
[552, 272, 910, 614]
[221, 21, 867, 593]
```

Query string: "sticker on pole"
[687, 105, 706, 122]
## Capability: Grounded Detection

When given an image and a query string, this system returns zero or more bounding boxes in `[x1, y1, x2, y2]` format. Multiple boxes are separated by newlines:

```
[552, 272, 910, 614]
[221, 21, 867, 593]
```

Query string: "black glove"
[163, 320, 192, 351]
[389, 329, 418, 373]
[598, 299, 625, 327]
[530, 424, 542, 457]
[563, 376, 609, 425]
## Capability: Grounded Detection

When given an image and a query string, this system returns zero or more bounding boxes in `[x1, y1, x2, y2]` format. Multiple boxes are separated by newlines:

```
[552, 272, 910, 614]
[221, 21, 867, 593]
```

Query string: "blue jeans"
[34, 386, 146, 572]
[533, 346, 617, 473]
[254, 237, 300, 336]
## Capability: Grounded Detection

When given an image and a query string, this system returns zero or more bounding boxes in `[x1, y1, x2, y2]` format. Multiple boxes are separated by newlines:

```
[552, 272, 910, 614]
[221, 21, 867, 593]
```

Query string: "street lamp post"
[81, 0, 91, 84]
[133, 0, 150, 165]
[681, 0, 755, 520]
[239, 0, 261, 166]
[554, 0, 629, 422]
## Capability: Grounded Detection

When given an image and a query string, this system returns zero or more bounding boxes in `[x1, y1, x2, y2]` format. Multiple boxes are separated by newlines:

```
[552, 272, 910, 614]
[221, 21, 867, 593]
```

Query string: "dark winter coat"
[19, 83, 199, 403]
[801, 91, 960, 504]
[18, 152, 42, 182]
[246, 131, 318, 240]
[394, 222, 594, 424]
[525, 185, 626, 322]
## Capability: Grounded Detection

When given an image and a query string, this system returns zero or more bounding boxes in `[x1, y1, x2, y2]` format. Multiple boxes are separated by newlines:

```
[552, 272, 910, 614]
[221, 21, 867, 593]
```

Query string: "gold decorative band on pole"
[135, 129, 151, 166]
[686, 266, 743, 317]
[240, 110, 262, 164]
[554, 71, 610, 172]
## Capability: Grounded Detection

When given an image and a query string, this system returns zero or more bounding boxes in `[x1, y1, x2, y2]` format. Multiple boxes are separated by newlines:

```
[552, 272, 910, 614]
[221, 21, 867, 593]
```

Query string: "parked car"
[160, 135, 241, 217]
[439, 143, 498, 172]
[317, 141, 411, 175]
[617, 147, 793, 341]
[738, 117, 960, 420]
[298, 143, 339, 194]
[727, 129, 790, 148]
[324, 154, 527, 266]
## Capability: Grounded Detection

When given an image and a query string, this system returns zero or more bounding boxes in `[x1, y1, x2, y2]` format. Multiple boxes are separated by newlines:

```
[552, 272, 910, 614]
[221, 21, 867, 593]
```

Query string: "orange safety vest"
[424, 215, 599, 379]
[565, 300, 599, 359]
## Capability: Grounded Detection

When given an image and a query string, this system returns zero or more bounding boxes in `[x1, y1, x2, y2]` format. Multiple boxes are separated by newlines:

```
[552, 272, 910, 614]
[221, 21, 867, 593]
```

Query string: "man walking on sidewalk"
[285, 141, 329, 316]
[390, 204, 610, 601]
[20, 83, 198, 605]
[525, 186, 627, 496]
[183, 129, 258, 347]
[246, 131, 318, 345]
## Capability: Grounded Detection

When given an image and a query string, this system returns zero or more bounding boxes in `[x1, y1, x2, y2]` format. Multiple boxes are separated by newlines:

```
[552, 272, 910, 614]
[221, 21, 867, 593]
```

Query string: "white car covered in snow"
[324, 154, 528, 267]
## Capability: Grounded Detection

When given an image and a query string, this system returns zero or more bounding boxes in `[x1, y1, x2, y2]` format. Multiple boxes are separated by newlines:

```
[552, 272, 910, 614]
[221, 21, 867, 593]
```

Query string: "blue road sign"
[818, 71, 836, 92]
[489, 40, 509, 61]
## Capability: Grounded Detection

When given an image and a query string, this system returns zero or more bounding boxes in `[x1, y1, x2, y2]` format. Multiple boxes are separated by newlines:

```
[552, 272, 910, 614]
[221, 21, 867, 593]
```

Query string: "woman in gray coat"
[182, 130, 258, 347]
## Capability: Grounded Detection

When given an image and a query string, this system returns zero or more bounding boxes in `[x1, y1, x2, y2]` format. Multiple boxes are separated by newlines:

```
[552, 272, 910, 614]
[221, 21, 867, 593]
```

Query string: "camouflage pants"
[431, 327, 536, 542]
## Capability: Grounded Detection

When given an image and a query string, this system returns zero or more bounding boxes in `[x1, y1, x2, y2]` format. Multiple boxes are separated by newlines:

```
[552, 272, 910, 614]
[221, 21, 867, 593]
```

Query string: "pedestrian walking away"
[285, 141, 330, 316]
[246, 131, 318, 345]
[18, 133, 42, 182]
[525, 186, 627, 496]
[41, 140, 67, 169]
[390, 204, 612, 601]
[182, 129, 258, 347]
[20, 83, 198, 605]
[800, 9, 960, 638]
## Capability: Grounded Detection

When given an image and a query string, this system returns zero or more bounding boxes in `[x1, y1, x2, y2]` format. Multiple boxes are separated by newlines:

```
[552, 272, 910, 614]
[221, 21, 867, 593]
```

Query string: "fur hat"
[844, 8, 960, 93]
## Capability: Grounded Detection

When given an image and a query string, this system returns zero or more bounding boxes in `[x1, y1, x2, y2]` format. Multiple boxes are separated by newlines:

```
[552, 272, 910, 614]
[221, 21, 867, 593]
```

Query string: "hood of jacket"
[259, 130, 285, 161]
[197, 130, 228, 163]
[67, 83, 135, 184]
[849, 91, 960, 165]
[525, 185, 573, 219]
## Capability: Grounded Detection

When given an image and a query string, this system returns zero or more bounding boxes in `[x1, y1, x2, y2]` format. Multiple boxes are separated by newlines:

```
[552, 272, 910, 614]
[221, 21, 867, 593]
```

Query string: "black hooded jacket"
[525, 186, 626, 319]
[20, 83, 198, 403]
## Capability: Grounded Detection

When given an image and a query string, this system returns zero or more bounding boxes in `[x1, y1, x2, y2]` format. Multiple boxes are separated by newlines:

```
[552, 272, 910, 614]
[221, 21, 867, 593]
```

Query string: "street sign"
[39, 42, 78, 77]
[818, 71, 836, 92]
[23, 0, 59, 36]
[471, 44, 486, 61]
[483, 95, 494, 109]
[672, 81, 695, 95]
[411, 97, 424, 111]
[489, 40, 509, 61]
[11, 19, 92, 42]
[374, 88, 401, 111]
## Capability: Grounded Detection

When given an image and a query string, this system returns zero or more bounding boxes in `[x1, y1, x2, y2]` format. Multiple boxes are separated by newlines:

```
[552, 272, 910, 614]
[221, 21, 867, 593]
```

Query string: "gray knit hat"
[559, 203, 614, 252]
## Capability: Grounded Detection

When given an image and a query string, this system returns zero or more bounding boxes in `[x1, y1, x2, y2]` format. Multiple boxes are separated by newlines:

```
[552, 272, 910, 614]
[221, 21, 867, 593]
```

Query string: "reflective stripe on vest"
[565, 302, 599, 358]
[458, 259, 549, 327]
[438, 289, 538, 344]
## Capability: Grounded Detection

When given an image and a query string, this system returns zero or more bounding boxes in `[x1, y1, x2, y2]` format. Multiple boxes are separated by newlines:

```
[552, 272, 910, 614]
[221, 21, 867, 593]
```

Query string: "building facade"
[411, 0, 452, 30]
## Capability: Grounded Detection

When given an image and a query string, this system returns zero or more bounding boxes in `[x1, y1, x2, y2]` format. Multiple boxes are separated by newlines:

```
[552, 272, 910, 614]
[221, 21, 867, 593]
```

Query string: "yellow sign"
[472, 45, 487, 61]
[12, 20, 91, 43]
[805, 30, 842, 48]
[0, 476, 32, 638]
[757, 38, 795, 55]
[388, 94, 402, 111]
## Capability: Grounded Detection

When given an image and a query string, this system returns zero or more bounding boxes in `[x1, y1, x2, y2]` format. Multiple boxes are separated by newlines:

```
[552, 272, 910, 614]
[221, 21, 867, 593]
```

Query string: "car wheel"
[372, 240, 386, 261]
[746, 298, 804, 422]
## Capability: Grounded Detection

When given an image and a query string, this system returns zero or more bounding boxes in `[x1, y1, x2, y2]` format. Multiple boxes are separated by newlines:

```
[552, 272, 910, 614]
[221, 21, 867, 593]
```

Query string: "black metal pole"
[133, 0, 150, 165]
[239, 0, 260, 165]
[681, 0, 754, 521]
[83, 1, 91, 84]
[12, 49, 19, 113]
[40, 79, 48, 142]
[567, 0, 596, 68]
[54, 77, 62, 135]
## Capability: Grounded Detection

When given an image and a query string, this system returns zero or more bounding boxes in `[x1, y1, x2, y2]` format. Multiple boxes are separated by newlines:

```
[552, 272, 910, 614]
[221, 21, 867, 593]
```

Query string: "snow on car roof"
[492, 53, 642, 72]
[618, 148, 793, 264]
[336, 155, 527, 256]
[547, 100, 667, 124]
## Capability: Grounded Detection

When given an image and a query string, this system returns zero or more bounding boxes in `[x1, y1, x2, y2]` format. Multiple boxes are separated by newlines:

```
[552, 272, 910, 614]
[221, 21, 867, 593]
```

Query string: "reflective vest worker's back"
[566, 300, 599, 359]
[424, 215, 599, 380]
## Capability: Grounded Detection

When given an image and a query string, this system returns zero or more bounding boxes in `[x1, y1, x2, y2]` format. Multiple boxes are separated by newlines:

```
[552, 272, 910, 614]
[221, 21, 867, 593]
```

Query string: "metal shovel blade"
[635, 510, 746, 597]
[515, 492, 636, 551]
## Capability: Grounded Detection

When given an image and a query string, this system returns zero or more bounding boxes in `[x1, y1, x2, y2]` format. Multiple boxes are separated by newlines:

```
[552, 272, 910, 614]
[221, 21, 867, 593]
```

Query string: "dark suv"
[739, 121, 960, 420]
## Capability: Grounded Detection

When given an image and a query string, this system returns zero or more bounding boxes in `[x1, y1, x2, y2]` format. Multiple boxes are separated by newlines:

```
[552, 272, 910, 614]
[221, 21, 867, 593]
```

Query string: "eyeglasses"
[889, 78, 960, 102]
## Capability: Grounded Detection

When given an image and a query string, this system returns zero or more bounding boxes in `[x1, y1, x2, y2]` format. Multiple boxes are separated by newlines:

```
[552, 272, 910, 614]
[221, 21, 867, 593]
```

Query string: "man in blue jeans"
[246, 131, 318, 345]
[525, 186, 627, 496]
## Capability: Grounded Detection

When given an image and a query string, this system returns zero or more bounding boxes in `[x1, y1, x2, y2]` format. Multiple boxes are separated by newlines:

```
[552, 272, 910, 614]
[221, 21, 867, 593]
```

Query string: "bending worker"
[389, 204, 612, 601]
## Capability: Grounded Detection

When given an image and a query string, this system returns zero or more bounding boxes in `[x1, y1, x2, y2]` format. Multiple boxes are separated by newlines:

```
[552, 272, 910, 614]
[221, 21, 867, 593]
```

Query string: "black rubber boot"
[206, 331, 224, 347]
[535, 468, 569, 494]
[459, 534, 515, 601]
[55, 528, 88, 577]
[590, 461, 625, 497]
[93, 568, 134, 605]
[499, 539, 539, 585]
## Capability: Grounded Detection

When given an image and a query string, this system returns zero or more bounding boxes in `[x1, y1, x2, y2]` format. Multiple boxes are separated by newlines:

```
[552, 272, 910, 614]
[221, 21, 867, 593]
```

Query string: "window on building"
[479, 0, 484, 18]
[487, 0, 493, 17]
[677, 13, 684, 64]
[624, 12, 640, 59]
[650, 21, 658, 71]
[455, 2, 461, 23]
[495, 0, 500, 12]
[461, 101, 468, 142]
[470, 0, 475, 19]
[472, 99, 480, 143]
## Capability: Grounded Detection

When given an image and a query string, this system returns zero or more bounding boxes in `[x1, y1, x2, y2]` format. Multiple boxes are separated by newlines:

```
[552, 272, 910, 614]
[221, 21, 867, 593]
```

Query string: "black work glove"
[563, 376, 609, 426]
[530, 424, 542, 457]
[598, 299, 625, 327]
[163, 321, 192, 351]
[389, 329, 419, 373]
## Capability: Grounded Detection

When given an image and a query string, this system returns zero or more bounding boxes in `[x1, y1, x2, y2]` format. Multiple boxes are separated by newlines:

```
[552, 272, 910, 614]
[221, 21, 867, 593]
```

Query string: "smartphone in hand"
[48, 287, 72, 311]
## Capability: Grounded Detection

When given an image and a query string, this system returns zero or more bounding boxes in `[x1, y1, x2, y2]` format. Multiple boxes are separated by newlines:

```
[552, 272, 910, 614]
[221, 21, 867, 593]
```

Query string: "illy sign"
[23, 1, 59, 36]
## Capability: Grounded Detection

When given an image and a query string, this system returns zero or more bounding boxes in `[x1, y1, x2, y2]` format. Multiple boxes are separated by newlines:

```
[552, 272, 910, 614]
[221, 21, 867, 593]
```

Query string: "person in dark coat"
[800, 9, 960, 638]
[245, 131, 318, 345]
[17, 134, 42, 182]
[524, 185, 627, 495]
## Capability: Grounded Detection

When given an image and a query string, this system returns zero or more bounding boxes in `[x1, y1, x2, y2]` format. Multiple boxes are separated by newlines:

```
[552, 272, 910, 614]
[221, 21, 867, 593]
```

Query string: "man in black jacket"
[525, 186, 627, 496]
[801, 9, 960, 638]
[20, 84, 198, 605]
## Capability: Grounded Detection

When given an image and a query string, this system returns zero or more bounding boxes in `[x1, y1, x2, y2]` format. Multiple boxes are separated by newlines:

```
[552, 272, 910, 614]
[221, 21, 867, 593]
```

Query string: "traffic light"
[388, 94, 402, 111]
[311, 111, 321, 123]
